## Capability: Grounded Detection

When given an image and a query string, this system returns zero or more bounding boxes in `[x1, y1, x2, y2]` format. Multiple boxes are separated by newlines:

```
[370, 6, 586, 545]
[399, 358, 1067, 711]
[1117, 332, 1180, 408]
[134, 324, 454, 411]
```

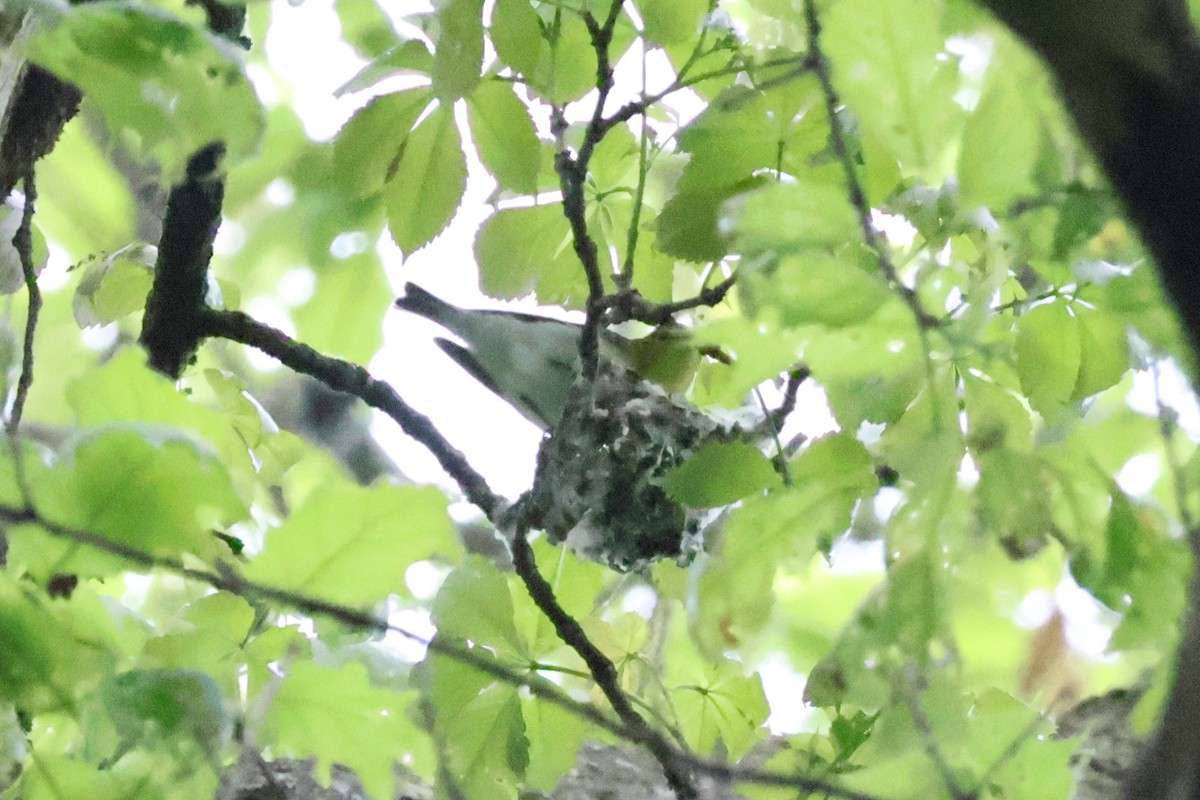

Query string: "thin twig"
[0, 495, 890, 800]
[421, 698, 468, 800]
[8, 167, 39, 434]
[0, 500, 623, 737]
[802, 0, 937, 332]
[556, 0, 627, 382]
[510, 524, 698, 799]
[971, 711, 1051, 794]
[618, 45, 653, 287]
[602, 54, 813, 132]
[762, 366, 810, 484]
[607, 273, 738, 327]
[1154, 361, 1196, 535]
[674, 750, 892, 800]
[900, 667, 974, 800]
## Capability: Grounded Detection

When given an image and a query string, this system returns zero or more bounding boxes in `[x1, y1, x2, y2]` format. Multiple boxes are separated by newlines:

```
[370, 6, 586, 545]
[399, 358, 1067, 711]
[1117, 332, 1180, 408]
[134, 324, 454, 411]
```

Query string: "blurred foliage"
[0, 0, 1194, 797]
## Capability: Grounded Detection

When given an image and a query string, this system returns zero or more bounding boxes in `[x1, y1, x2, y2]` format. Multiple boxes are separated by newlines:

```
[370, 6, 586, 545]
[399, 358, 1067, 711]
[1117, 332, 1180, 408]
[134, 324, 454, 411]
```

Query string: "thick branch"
[199, 308, 501, 516]
[139, 142, 226, 378]
[0, 64, 80, 199]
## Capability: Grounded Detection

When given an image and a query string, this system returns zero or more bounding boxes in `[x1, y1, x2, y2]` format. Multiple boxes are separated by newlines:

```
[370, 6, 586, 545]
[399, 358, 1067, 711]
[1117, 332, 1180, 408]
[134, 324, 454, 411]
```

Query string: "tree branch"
[7, 166, 38, 434]
[553, 0, 627, 382]
[0, 62, 80, 200]
[802, 0, 938, 332]
[2, 496, 890, 800]
[0, 500, 624, 738]
[139, 142, 226, 378]
[510, 525, 698, 799]
[199, 308, 501, 517]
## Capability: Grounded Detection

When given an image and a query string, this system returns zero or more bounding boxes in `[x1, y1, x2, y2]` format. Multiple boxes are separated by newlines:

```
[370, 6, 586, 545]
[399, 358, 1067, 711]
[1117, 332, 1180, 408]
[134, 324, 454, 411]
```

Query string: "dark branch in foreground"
[0, 63, 81, 200]
[139, 145, 500, 516]
[139, 142, 227, 378]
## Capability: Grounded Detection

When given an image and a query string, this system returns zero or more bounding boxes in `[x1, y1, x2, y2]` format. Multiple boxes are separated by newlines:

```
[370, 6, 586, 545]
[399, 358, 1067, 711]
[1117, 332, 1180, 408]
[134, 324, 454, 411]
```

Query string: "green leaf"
[36, 119, 136, 258]
[693, 435, 874, 655]
[385, 103, 466, 253]
[29, 3, 264, 181]
[1104, 265, 1186, 359]
[822, 0, 962, 175]
[336, 0, 400, 58]
[742, 253, 892, 328]
[72, 244, 155, 327]
[640, 0, 707, 45]
[247, 484, 458, 606]
[963, 374, 1033, 454]
[671, 659, 769, 758]
[1100, 495, 1142, 594]
[878, 375, 964, 487]
[975, 449, 1053, 554]
[663, 440, 781, 508]
[491, 0, 543, 76]
[33, 425, 245, 564]
[0, 576, 113, 713]
[441, 682, 528, 795]
[690, 315, 805, 408]
[1052, 188, 1113, 259]
[419, 648, 525, 796]
[24, 754, 159, 800]
[958, 64, 1040, 208]
[811, 549, 943, 709]
[334, 88, 433, 198]
[467, 81, 542, 193]
[530, 14, 595, 105]
[657, 85, 802, 260]
[474, 203, 588, 306]
[728, 180, 859, 255]
[335, 40, 433, 96]
[1071, 305, 1129, 400]
[803, 306, 926, 428]
[104, 669, 227, 761]
[293, 252, 391, 364]
[264, 661, 420, 800]
[63, 350, 264, 499]
[656, 179, 763, 262]
[0, 203, 48, 294]
[142, 592, 255, 681]
[1108, 537, 1189, 651]
[432, 0, 484, 100]
[432, 556, 524, 656]
[522, 694, 588, 790]
[1015, 300, 1081, 416]
[676, 86, 785, 190]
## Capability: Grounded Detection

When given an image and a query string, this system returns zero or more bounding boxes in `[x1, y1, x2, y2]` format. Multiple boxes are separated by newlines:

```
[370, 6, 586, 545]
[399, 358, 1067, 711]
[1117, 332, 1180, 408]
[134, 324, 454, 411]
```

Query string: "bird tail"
[395, 283, 462, 328]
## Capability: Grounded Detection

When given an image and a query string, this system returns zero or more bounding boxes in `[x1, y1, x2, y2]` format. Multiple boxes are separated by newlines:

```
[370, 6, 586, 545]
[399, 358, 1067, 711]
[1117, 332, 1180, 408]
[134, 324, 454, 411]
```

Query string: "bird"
[394, 283, 698, 430]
